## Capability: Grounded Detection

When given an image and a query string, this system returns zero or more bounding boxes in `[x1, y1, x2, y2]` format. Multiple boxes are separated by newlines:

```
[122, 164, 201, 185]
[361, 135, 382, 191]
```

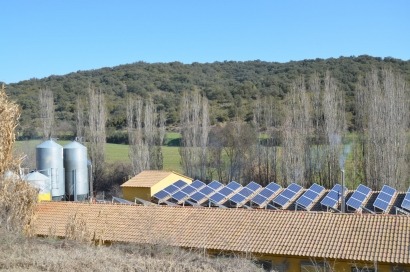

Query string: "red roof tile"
[31, 202, 410, 265]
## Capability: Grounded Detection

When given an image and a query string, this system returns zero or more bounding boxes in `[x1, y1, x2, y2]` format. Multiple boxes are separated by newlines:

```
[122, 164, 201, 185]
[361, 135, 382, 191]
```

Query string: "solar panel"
[401, 187, 410, 211]
[265, 182, 281, 193]
[190, 191, 207, 202]
[373, 185, 396, 212]
[259, 188, 276, 198]
[173, 180, 188, 188]
[163, 184, 180, 194]
[218, 187, 234, 196]
[229, 187, 256, 206]
[272, 183, 302, 208]
[230, 193, 246, 204]
[249, 182, 281, 208]
[171, 191, 188, 201]
[199, 186, 214, 196]
[357, 184, 372, 196]
[251, 194, 268, 206]
[208, 180, 223, 190]
[288, 183, 302, 192]
[346, 184, 371, 211]
[180, 185, 196, 195]
[226, 181, 241, 191]
[153, 190, 171, 200]
[239, 188, 253, 198]
[295, 183, 324, 210]
[273, 194, 289, 207]
[246, 181, 261, 192]
[209, 192, 226, 203]
[310, 183, 324, 194]
[153, 183, 180, 200]
[296, 195, 312, 209]
[170, 183, 203, 203]
[191, 180, 206, 189]
[320, 184, 346, 209]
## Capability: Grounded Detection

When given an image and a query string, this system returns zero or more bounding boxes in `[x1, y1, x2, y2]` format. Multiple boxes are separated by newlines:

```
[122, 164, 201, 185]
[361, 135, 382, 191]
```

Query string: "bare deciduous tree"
[252, 97, 281, 185]
[322, 71, 345, 187]
[38, 88, 54, 139]
[127, 97, 164, 175]
[87, 86, 106, 194]
[127, 97, 149, 175]
[179, 90, 209, 180]
[76, 96, 86, 141]
[145, 98, 163, 170]
[357, 68, 409, 189]
[281, 77, 311, 186]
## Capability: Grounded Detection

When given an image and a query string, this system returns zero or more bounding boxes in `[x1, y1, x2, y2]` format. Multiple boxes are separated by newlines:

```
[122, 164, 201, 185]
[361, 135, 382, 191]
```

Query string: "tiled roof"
[31, 202, 410, 265]
[120, 170, 184, 188]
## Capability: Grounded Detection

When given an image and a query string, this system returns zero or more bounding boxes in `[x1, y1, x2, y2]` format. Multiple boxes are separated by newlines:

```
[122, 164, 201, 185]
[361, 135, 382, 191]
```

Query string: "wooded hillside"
[4, 55, 410, 141]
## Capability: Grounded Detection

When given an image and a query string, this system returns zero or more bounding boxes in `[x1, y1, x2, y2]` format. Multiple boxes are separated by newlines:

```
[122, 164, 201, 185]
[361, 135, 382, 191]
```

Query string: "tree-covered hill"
[4, 55, 410, 141]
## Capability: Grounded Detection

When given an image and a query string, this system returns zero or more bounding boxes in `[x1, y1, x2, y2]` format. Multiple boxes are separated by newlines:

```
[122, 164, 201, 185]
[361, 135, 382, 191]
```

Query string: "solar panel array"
[153, 180, 188, 201]
[320, 184, 346, 210]
[151, 179, 408, 215]
[251, 182, 281, 208]
[209, 181, 242, 205]
[170, 180, 206, 204]
[189, 180, 223, 204]
[296, 183, 325, 210]
[346, 184, 371, 211]
[229, 182, 262, 207]
[373, 185, 396, 212]
[401, 187, 410, 212]
[272, 183, 303, 208]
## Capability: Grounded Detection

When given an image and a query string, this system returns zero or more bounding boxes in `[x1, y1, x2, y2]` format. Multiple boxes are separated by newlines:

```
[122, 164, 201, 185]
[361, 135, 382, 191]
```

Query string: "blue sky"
[1, 1, 409, 83]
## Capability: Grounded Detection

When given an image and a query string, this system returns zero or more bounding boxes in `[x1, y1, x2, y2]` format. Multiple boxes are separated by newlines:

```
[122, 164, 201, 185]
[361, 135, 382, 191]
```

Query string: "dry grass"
[0, 177, 38, 232]
[0, 85, 38, 233]
[0, 227, 263, 272]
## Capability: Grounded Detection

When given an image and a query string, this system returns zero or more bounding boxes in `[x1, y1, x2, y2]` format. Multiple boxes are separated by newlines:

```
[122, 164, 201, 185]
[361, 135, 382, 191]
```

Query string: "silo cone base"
[66, 194, 88, 201]
[52, 195, 64, 201]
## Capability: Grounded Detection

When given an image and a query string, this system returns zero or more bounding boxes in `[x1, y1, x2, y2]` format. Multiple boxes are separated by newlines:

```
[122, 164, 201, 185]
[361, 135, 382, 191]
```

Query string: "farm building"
[120, 170, 192, 202]
[32, 201, 410, 272]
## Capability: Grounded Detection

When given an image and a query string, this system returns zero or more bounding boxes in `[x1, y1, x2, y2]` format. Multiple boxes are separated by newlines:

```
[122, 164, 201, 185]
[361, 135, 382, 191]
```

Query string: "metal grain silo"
[25, 171, 51, 202]
[36, 139, 65, 200]
[63, 141, 89, 201]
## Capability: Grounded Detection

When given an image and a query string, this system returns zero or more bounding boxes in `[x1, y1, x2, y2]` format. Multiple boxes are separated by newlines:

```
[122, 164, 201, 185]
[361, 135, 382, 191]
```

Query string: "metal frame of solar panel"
[320, 184, 347, 211]
[373, 185, 396, 213]
[295, 183, 324, 211]
[272, 183, 303, 209]
[229, 182, 262, 207]
[400, 187, 410, 212]
[153, 181, 188, 202]
[346, 184, 371, 212]
[208, 181, 242, 206]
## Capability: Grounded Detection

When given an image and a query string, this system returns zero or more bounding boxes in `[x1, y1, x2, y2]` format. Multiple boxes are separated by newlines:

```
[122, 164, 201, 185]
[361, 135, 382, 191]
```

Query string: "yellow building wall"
[37, 192, 51, 202]
[150, 173, 192, 196]
[122, 187, 151, 202]
[257, 255, 404, 272]
[122, 173, 192, 202]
